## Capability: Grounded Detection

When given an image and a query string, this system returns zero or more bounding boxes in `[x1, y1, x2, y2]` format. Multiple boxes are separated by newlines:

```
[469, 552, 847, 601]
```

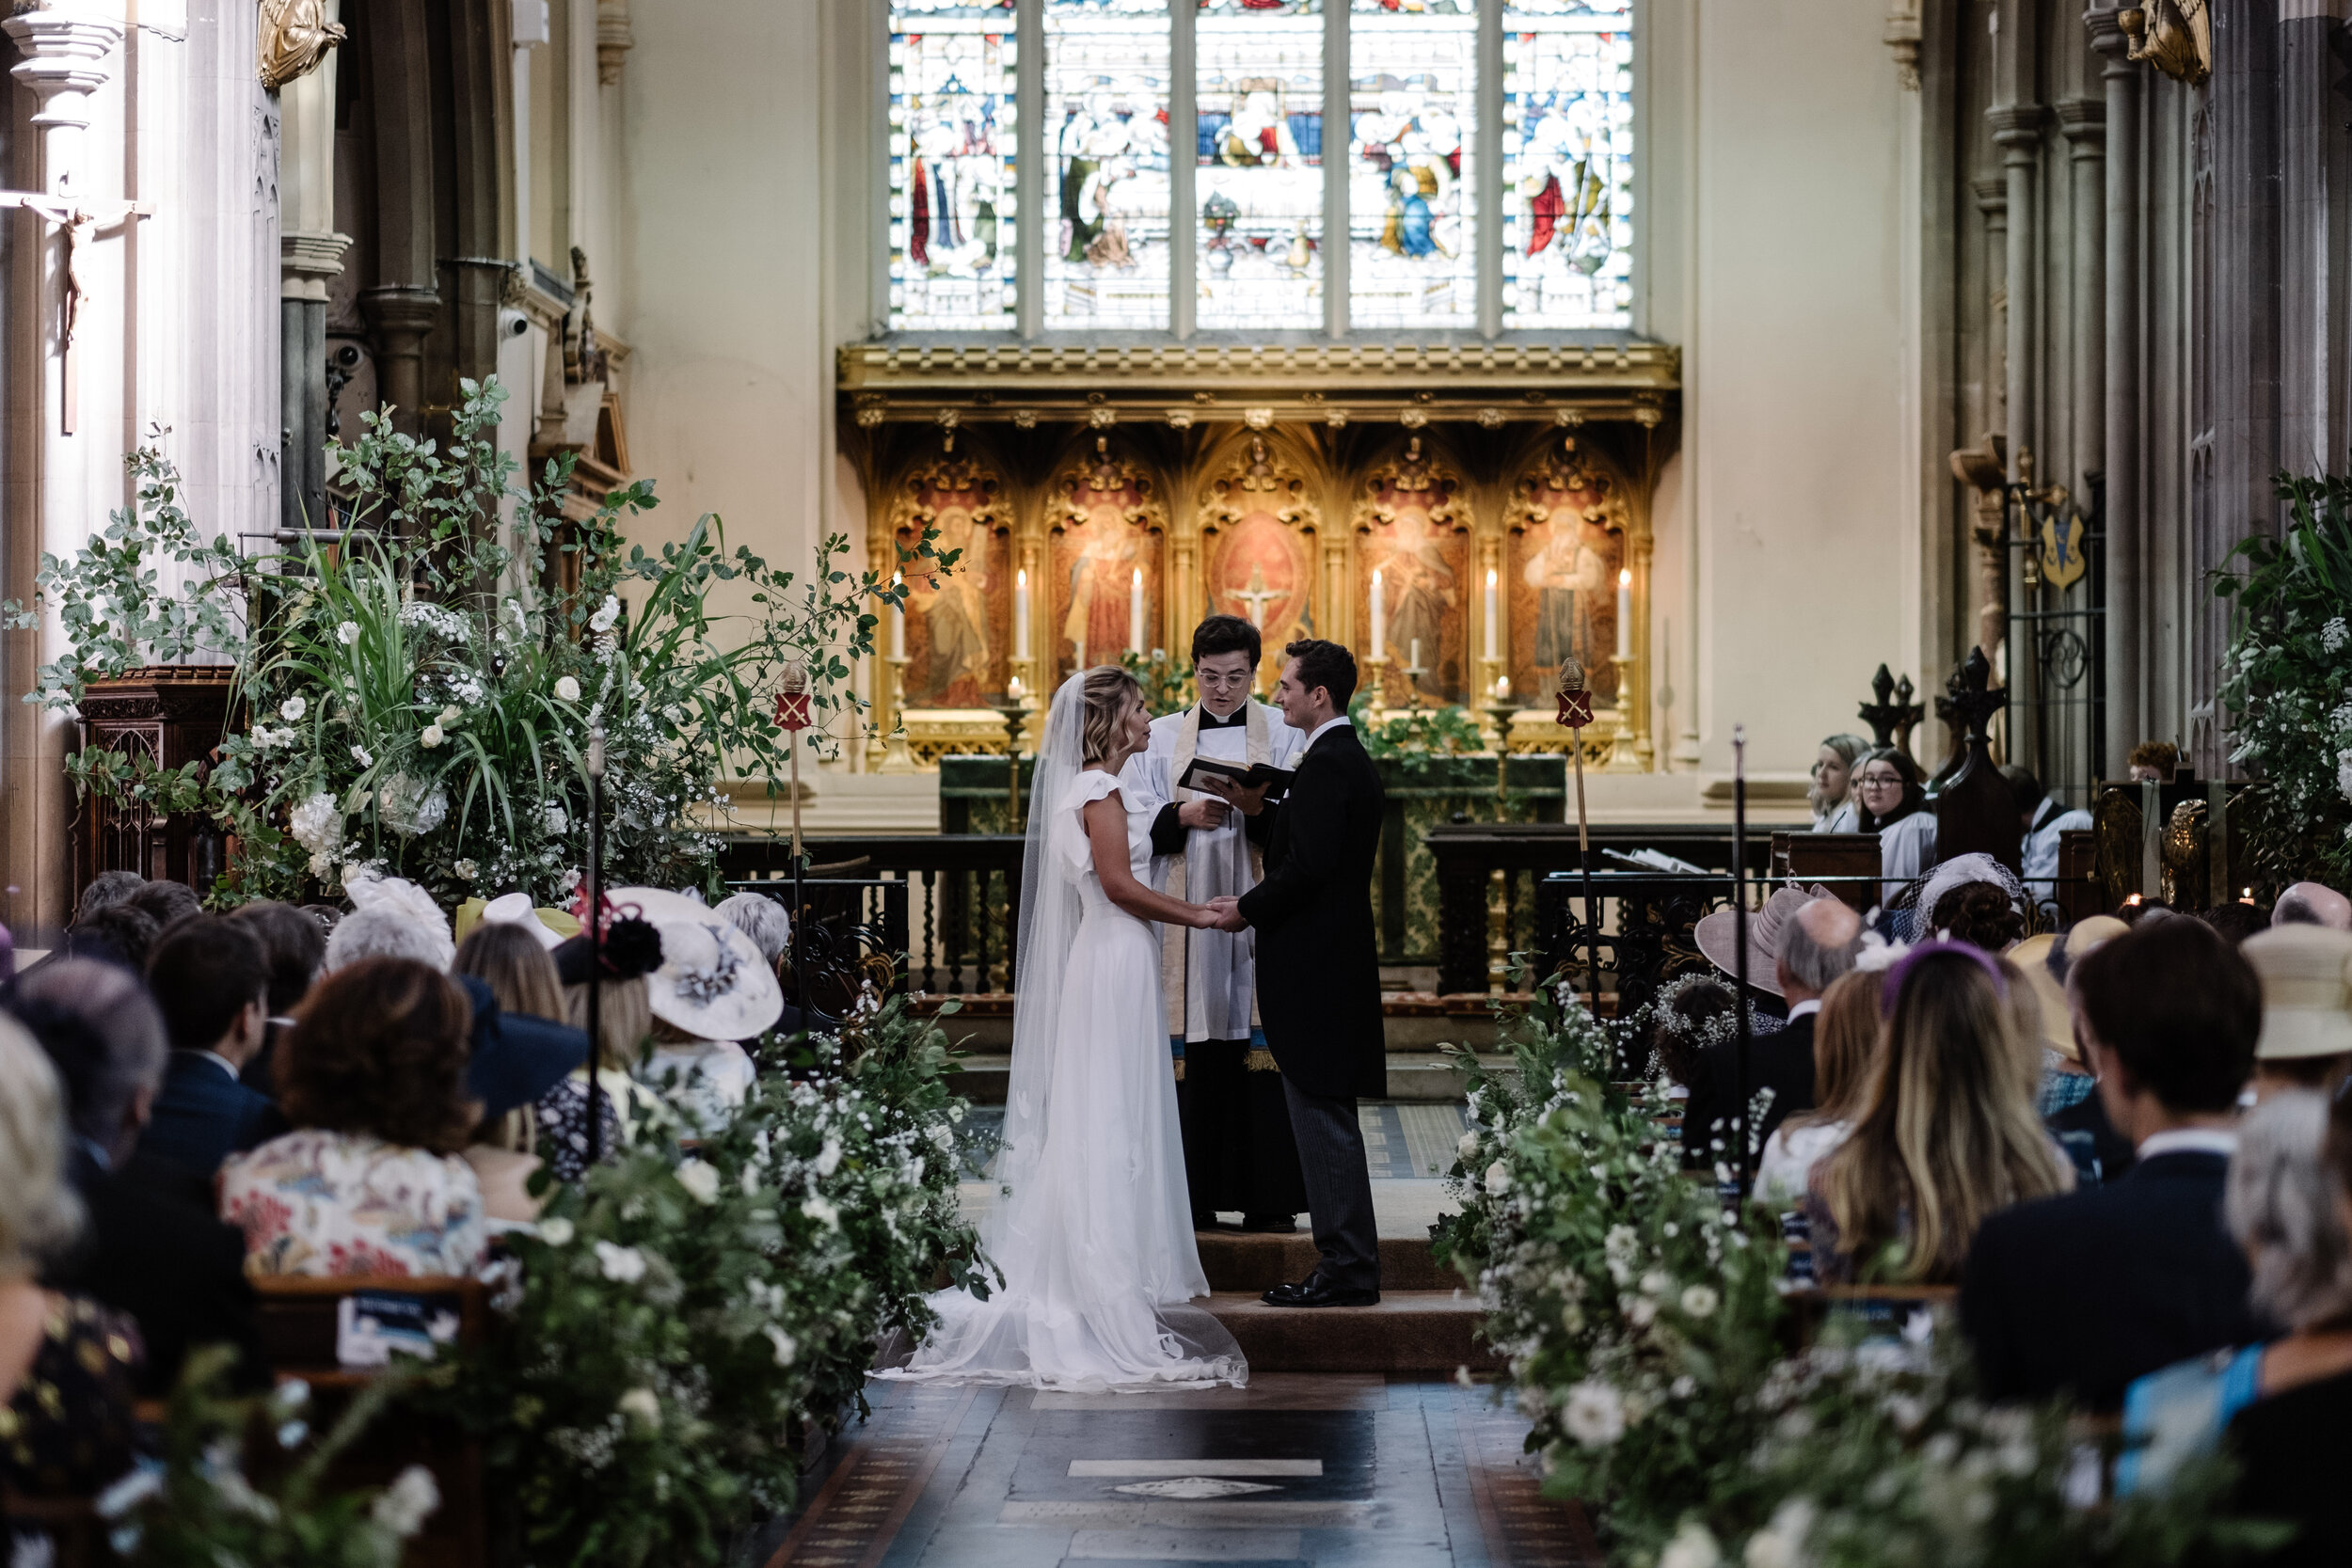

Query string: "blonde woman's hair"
[0, 1014, 82, 1277]
[455, 922, 567, 1022]
[1785, 968, 1885, 1133]
[565, 976, 653, 1073]
[1818, 950, 2071, 1283]
[1081, 664, 1145, 766]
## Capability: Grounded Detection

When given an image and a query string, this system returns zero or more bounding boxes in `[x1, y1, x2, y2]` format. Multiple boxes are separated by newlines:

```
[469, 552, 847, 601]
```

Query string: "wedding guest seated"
[139, 915, 278, 1176]
[644, 916, 784, 1127]
[1960, 916, 2260, 1411]
[549, 917, 663, 1172]
[1684, 892, 1858, 1174]
[16, 959, 263, 1397]
[2127, 740, 2180, 784]
[220, 958, 488, 1277]
[715, 891, 791, 973]
[2274, 881, 2352, 932]
[1851, 748, 1936, 913]
[454, 921, 574, 1220]
[1645, 973, 1734, 1103]
[2115, 1090, 2347, 1498]
[2014, 918, 2135, 1184]
[1915, 853, 2028, 952]
[1810, 942, 2072, 1285]
[2200, 900, 2271, 946]
[323, 871, 456, 973]
[60, 902, 160, 973]
[2003, 764, 2092, 905]
[121, 876, 201, 936]
[1755, 967, 1884, 1207]
[1809, 733, 1872, 832]
[0, 1019, 142, 1502]
[2242, 925, 2352, 1102]
[227, 898, 327, 1094]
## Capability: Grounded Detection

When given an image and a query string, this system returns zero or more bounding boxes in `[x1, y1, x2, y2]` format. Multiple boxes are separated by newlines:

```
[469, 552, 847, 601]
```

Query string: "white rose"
[764, 1325, 798, 1368]
[537, 1217, 573, 1246]
[616, 1387, 661, 1430]
[1484, 1160, 1512, 1196]
[438, 705, 461, 724]
[369, 1465, 440, 1538]
[1640, 1271, 1671, 1298]
[337, 621, 359, 645]
[543, 804, 568, 835]
[594, 1241, 647, 1283]
[421, 723, 445, 749]
[453, 859, 478, 881]
[1457, 1130, 1481, 1162]
[675, 1159, 722, 1205]
[1680, 1284, 1720, 1320]
[928, 1122, 955, 1151]
[590, 594, 622, 634]
[554, 675, 582, 703]
[279, 695, 307, 721]
[1659, 1521, 1723, 1568]
[801, 1196, 841, 1229]
[1561, 1380, 1627, 1448]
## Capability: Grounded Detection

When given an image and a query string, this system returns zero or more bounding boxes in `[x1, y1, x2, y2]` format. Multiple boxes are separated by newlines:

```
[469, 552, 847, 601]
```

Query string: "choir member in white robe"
[1853, 747, 1938, 916]
[1121, 617, 1310, 1233]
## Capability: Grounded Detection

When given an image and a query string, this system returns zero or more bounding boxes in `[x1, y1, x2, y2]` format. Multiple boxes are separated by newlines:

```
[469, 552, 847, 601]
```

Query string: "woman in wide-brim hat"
[604, 887, 786, 1132]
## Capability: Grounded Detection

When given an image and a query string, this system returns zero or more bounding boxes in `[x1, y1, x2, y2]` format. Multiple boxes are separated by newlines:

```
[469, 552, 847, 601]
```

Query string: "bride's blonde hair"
[1081, 665, 1145, 766]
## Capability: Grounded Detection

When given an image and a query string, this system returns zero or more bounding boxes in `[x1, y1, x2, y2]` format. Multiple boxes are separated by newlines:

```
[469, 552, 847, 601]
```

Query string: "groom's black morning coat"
[1239, 721, 1387, 1101]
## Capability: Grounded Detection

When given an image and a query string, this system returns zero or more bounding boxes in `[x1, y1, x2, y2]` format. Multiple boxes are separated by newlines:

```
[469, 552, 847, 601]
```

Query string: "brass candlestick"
[876, 656, 919, 774]
[992, 695, 1029, 831]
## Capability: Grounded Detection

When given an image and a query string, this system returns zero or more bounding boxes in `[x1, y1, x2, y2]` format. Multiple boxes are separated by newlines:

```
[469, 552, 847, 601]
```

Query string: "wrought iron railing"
[721, 835, 1024, 998]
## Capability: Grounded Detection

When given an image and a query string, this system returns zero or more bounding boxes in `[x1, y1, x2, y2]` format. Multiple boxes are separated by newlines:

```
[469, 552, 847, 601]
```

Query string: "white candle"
[1484, 568, 1499, 661]
[1409, 637, 1422, 672]
[1370, 568, 1386, 661]
[890, 573, 905, 660]
[1129, 568, 1145, 654]
[1014, 567, 1030, 655]
[1615, 568, 1632, 660]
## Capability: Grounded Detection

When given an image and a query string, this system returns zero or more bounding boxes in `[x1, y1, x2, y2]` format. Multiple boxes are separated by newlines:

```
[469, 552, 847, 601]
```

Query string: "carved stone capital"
[3, 4, 123, 135]
[281, 228, 352, 284]
[361, 283, 440, 337]
[1884, 0, 1922, 91]
[1986, 103, 2047, 154]
[597, 0, 634, 86]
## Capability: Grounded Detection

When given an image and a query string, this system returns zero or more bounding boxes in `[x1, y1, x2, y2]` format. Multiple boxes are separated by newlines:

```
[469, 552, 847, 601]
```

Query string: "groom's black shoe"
[1262, 1272, 1379, 1308]
[1193, 1210, 1241, 1233]
[1239, 1212, 1297, 1234]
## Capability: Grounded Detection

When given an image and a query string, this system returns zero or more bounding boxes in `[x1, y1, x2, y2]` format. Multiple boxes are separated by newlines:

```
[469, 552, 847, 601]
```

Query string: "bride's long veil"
[993, 672, 1087, 1227]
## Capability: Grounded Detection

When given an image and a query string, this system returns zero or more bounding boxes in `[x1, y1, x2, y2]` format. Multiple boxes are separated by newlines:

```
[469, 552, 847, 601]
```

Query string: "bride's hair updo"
[1081, 665, 1145, 765]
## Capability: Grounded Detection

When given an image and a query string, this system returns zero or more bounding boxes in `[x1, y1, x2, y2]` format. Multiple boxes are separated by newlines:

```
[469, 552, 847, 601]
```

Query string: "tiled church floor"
[743, 1375, 1599, 1568]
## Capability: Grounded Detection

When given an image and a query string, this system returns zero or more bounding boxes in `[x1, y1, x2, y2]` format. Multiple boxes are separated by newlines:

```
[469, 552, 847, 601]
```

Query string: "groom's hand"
[1205, 895, 1248, 933]
[1201, 776, 1272, 816]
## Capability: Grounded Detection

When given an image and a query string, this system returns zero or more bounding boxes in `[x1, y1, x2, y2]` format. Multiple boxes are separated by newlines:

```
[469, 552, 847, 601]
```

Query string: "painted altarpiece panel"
[1355, 439, 1470, 705]
[1199, 436, 1317, 686]
[889, 452, 1013, 709]
[1507, 437, 1627, 707]
[1048, 440, 1167, 679]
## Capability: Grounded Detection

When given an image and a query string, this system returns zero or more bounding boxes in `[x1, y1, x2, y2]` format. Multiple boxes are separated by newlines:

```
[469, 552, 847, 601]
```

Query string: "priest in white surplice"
[1123, 616, 1311, 1233]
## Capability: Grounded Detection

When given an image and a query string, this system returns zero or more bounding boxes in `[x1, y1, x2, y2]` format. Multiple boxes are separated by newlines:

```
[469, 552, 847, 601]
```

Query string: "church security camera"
[498, 307, 531, 340]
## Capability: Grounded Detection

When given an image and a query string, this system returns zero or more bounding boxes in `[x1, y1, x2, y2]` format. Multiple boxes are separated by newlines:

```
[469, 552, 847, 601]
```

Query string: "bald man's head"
[1777, 896, 1864, 1003]
[2275, 881, 2352, 931]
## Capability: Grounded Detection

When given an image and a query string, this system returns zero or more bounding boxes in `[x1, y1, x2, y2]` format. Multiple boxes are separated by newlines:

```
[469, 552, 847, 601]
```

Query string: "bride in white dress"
[878, 666, 1249, 1390]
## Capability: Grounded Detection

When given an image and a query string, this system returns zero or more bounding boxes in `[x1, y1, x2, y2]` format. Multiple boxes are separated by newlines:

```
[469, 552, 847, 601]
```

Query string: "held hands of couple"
[1197, 775, 1271, 816]
[1195, 895, 1248, 933]
[1177, 797, 1230, 831]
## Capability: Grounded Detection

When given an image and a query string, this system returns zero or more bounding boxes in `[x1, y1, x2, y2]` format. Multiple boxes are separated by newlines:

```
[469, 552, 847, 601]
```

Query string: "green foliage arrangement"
[1438, 980, 2288, 1568]
[437, 990, 984, 1568]
[1348, 695, 1490, 776]
[2215, 464, 2352, 888]
[1114, 647, 1197, 717]
[9, 379, 932, 906]
[100, 1347, 438, 1568]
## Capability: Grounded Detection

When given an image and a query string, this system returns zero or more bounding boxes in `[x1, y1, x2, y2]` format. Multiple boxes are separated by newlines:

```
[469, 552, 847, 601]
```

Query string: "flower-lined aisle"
[1434, 980, 2283, 1568]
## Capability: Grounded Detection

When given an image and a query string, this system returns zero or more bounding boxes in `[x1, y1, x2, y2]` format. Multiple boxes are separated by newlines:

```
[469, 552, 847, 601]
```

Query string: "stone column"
[2088, 9, 2141, 773]
[363, 286, 441, 438]
[1974, 177, 2009, 436]
[2058, 98, 2105, 494]
[2, 0, 124, 940]
[279, 3, 349, 536]
[1989, 104, 2043, 485]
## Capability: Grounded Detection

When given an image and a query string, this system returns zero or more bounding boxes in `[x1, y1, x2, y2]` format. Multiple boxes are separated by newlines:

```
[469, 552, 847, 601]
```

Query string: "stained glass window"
[1347, 0, 1478, 331]
[1501, 0, 1634, 329]
[887, 0, 1019, 331]
[1195, 0, 1324, 332]
[1044, 0, 1175, 330]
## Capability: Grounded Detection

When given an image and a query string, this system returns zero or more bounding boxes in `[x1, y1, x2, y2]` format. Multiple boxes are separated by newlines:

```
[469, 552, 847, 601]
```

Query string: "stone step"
[1200, 1291, 1500, 1375]
[1193, 1229, 1458, 1294]
[950, 1052, 1502, 1105]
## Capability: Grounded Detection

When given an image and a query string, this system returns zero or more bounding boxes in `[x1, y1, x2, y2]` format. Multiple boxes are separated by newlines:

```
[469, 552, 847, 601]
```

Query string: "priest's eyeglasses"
[1197, 667, 1252, 694]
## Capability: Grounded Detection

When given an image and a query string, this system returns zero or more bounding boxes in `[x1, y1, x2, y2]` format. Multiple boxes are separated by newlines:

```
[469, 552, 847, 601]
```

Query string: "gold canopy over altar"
[838, 340, 1679, 769]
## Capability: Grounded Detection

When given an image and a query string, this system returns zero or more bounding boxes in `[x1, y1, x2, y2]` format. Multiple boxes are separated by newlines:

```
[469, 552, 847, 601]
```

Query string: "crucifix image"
[1231, 565, 1281, 629]
[0, 192, 155, 435]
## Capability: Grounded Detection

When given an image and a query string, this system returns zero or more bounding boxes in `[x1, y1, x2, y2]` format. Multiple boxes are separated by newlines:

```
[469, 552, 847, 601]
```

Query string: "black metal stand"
[1730, 723, 1752, 1201]
[582, 723, 606, 1174]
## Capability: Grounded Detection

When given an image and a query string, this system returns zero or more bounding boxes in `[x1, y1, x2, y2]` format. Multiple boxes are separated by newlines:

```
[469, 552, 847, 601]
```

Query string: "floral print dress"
[0, 1294, 141, 1497]
[220, 1129, 489, 1277]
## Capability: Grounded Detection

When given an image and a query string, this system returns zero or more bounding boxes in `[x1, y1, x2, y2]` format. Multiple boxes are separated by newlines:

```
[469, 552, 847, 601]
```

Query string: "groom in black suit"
[1205, 640, 1386, 1307]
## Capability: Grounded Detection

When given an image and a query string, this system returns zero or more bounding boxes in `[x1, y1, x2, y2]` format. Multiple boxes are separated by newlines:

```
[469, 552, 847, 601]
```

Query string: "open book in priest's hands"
[1177, 755, 1296, 798]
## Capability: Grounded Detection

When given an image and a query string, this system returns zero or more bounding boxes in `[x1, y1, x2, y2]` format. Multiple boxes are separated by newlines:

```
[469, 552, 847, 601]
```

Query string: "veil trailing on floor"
[875, 670, 1247, 1390]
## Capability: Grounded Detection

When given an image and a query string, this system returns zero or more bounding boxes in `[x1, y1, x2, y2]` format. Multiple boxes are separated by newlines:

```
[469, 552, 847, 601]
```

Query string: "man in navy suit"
[1961, 916, 2263, 1412]
[139, 916, 278, 1175]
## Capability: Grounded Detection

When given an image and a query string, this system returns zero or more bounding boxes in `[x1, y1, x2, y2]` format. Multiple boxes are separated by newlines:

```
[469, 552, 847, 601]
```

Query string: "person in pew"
[324, 871, 456, 973]
[221, 958, 488, 1278]
[0, 1017, 142, 1504]
[2272, 881, 2352, 932]
[2199, 900, 2271, 947]
[1851, 748, 1936, 916]
[58, 901, 160, 974]
[1683, 892, 1860, 1176]
[15, 959, 264, 1398]
[138, 916, 279, 1177]
[549, 916, 666, 1171]
[454, 921, 579, 1221]
[712, 891, 810, 1037]
[2003, 764, 2093, 911]
[120, 878, 200, 939]
[227, 898, 327, 1096]
[2243, 926, 2352, 1102]
[1959, 916, 2261, 1411]
[2114, 1090, 2349, 1499]
[1754, 967, 1885, 1207]
[1809, 734, 1872, 833]
[1810, 942, 2073, 1285]
[2012, 920, 2137, 1185]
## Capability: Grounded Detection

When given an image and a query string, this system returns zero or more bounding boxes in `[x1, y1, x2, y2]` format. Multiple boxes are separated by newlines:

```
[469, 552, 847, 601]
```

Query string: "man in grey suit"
[1206, 639, 1387, 1307]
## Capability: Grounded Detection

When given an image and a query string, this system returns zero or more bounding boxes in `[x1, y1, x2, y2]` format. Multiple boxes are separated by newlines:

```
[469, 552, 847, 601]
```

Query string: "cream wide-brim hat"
[2009, 932, 2078, 1060]
[2242, 924, 2352, 1061]
[606, 886, 785, 1043]
[1692, 885, 1835, 1000]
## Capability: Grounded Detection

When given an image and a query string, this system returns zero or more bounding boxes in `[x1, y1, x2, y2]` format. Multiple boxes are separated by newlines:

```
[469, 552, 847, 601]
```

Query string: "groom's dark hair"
[1192, 614, 1261, 666]
[1283, 639, 1358, 710]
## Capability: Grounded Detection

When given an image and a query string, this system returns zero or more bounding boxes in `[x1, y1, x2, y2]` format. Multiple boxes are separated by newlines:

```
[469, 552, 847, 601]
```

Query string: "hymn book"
[1177, 755, 1295, 798]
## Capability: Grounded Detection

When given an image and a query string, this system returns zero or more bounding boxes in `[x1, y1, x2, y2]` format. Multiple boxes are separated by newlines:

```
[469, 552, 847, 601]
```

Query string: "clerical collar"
[1198, 703, 1248, 730]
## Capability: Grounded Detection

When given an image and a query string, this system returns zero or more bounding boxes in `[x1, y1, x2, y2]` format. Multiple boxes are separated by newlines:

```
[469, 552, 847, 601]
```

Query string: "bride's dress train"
[876, 686, 1246, 1391]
